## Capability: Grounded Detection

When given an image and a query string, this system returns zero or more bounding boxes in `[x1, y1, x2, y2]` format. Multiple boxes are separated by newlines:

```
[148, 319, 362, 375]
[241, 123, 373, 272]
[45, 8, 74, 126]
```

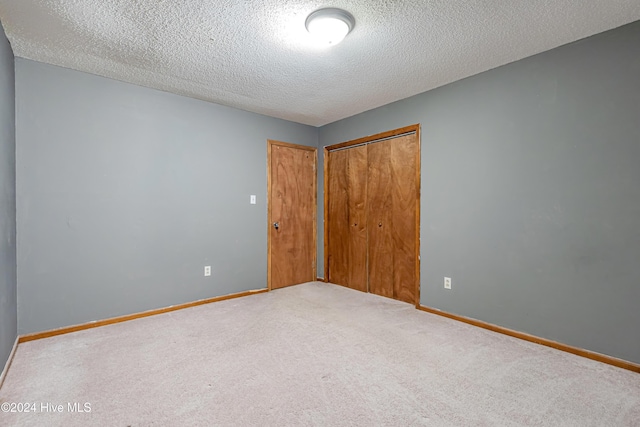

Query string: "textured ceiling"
[0, 1, 639, 126]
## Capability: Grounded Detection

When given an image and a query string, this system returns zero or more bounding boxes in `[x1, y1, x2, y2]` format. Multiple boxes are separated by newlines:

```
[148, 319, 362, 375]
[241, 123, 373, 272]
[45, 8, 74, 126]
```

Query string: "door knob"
[273, 222, 279, 230]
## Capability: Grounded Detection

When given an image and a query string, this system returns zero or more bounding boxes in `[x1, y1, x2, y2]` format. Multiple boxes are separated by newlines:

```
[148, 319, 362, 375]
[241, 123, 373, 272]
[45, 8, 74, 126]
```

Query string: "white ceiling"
[0, 1, 639, 126]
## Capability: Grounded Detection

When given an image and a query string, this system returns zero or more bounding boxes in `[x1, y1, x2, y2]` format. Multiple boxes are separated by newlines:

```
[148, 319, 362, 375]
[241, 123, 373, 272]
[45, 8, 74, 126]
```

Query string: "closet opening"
[323, 124, 421, 306]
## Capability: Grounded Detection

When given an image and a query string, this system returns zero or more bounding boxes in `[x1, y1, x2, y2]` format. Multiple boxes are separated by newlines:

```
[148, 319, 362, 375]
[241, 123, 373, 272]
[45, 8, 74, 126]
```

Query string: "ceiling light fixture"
[305, 8, 355, 46]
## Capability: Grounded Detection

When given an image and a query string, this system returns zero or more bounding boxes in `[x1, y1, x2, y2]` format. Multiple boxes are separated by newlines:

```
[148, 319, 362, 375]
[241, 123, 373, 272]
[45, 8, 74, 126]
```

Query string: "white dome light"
[305, 8, 355, 46]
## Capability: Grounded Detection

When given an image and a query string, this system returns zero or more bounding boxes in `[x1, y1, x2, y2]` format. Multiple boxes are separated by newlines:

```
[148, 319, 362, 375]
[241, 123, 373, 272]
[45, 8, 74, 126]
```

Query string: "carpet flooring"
[0, 282, 639, 426]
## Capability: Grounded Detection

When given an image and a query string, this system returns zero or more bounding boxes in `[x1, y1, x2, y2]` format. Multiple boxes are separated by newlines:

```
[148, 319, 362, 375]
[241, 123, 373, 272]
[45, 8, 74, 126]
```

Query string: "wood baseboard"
[316, 277, 326, 282]
[418, 305, 640, 374]
[19, 288, 268, 343]
[0, 336, 19, 390]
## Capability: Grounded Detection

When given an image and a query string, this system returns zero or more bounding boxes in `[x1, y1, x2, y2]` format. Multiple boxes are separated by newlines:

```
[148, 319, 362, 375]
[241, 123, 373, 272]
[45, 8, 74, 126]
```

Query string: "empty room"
[1, 1, 639, 426]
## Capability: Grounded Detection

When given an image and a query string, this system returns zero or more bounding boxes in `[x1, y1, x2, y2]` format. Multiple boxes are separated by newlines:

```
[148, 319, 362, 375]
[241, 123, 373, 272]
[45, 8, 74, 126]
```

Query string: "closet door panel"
[327, 147, 368, 291]
[327, 149, 349, 287]
[390, 134, 418, 303]
[347, 146, 368, 292]
[367, 140, 394, 298]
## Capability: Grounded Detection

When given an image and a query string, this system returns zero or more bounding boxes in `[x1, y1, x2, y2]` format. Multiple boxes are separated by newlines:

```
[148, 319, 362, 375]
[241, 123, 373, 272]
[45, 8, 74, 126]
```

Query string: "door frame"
[267, 139, 318, 291]
[323, 124, 421, 306]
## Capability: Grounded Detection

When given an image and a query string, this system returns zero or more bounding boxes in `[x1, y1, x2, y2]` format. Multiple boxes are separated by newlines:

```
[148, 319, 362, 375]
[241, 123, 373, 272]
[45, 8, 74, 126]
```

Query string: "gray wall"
[15, 59, 317, 334]
[0, 20, 16, 369]
[318, 21, 640, 364]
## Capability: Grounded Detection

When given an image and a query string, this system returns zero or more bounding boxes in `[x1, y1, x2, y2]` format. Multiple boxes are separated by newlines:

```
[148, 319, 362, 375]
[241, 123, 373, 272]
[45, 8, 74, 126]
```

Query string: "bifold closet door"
[327, 145, 368, 292]
[367, 134, 418, 304]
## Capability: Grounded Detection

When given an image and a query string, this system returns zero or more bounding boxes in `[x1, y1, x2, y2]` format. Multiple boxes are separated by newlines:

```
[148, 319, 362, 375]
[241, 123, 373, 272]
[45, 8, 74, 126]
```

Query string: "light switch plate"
[250, 195, 256, 204]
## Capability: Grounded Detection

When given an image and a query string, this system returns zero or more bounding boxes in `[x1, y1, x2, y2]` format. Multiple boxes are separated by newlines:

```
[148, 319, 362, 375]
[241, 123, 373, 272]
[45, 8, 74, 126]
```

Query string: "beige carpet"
[0, 282, 638, 426]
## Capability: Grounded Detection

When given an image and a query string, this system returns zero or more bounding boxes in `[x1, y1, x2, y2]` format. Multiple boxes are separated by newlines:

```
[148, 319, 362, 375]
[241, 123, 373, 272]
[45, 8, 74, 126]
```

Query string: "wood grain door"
[368, 134, 419, 303]
[327, 145, 368, 292]
[324, 124, 420, 305]
[268, 140, 317, 290]
[367, 140, 393, 298]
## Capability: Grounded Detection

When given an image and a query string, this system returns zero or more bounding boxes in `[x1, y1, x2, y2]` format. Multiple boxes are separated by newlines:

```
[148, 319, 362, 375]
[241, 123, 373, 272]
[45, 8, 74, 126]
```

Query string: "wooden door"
[324, 124, 420, 305]
[368, 134, 419, 303]
[327, 145, 368, 292]
[367, 140, 393, 298]
[268, 140, 317, 290]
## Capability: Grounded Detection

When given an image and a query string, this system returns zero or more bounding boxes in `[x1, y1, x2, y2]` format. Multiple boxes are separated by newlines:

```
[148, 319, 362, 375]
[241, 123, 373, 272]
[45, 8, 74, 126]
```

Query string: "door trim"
[323, 124, 421, 306]
[267, 139, 318, 291]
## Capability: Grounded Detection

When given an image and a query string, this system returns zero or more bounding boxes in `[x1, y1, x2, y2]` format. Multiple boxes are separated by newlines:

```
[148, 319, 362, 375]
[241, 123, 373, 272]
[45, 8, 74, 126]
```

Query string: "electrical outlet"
[204, 266, 211, 277]
[444, 277, 452, 290]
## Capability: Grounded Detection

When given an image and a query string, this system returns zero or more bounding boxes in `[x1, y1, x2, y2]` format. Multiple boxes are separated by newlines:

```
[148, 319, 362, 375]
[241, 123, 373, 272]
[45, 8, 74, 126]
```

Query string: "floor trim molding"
[0, 336, 19, 391]
[418, 305, 640, 374]
[19, 289, 268, 343]
[315, 277, 326, 282]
